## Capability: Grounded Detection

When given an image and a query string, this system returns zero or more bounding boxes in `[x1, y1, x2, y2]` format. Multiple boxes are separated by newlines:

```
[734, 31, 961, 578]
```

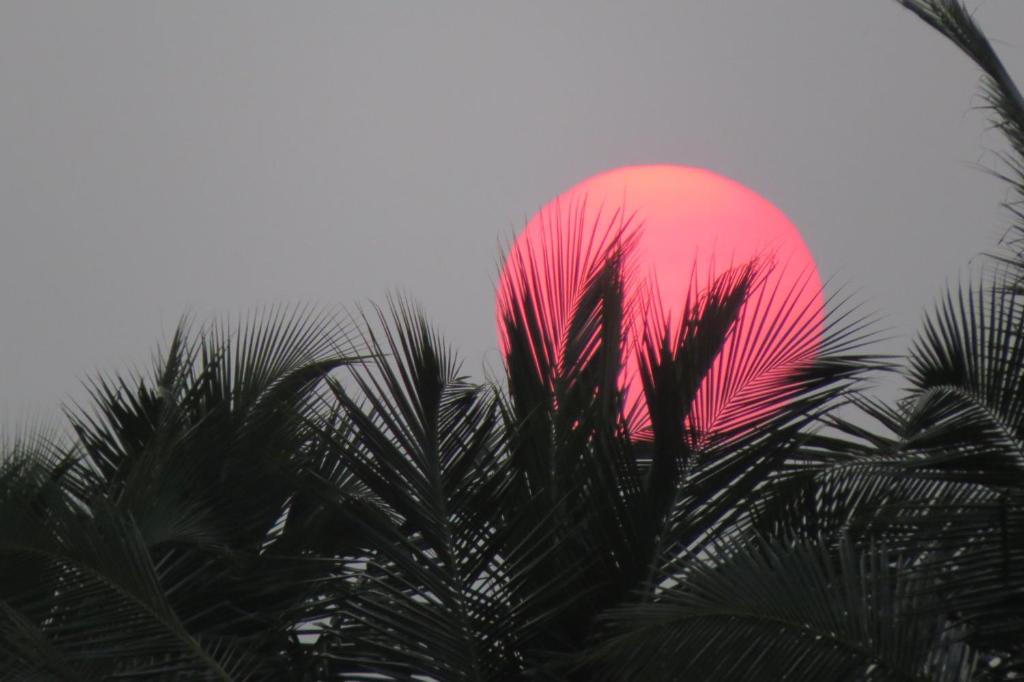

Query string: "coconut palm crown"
[1, 1, 1022, 680]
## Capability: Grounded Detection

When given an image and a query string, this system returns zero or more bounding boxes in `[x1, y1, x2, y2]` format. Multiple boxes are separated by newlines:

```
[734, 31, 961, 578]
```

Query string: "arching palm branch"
[0, 307, 361, 679]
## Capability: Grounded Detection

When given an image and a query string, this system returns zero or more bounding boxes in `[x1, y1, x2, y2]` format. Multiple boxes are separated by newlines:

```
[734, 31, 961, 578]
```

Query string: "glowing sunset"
[2, 2, 1022, 679]
[497, 165, 824, 438]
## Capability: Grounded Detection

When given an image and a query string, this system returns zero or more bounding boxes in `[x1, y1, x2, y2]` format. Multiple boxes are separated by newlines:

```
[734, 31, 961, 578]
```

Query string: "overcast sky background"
[2, 1, 1024, 423]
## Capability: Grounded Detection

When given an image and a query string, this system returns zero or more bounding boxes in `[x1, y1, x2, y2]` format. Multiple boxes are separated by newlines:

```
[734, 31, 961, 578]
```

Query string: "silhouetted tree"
[0, 1, 1020, 679]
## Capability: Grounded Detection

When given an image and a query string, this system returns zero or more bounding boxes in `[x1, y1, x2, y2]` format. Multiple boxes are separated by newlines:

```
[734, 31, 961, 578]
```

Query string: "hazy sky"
[2, 1, 1024, 421]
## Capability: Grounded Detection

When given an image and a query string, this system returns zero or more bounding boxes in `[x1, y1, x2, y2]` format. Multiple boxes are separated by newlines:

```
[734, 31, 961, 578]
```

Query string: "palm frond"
[590, 537, 977, 682]
[0, 454, 249, 680]
[0, 307, 365, 679]
[311, 297, 539, 679]
[898, 0, 1024, 276]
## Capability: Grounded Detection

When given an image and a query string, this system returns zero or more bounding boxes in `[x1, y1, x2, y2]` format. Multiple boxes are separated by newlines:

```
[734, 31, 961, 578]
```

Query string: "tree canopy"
[1, 1, 1022, 679]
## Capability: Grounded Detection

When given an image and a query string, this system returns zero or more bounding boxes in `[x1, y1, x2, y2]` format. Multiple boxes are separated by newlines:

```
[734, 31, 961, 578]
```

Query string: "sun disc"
[496, 164, 824, 439]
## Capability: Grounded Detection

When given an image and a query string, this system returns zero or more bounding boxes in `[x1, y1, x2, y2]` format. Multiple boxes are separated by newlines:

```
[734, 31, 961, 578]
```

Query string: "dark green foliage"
[2, 1, 1023, 679]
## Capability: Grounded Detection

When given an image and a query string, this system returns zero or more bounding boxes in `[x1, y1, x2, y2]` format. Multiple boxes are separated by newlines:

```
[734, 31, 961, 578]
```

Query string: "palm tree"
[0, 1, 1021, 680]
[587, 2, 1024, 679]
[0, 308, 364, 678]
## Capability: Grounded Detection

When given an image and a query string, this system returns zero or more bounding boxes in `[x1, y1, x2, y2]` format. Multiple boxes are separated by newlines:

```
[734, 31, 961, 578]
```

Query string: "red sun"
[496, 164, 825, 440]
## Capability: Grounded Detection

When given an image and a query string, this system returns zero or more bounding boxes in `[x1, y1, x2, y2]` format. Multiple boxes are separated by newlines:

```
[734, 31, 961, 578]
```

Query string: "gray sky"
[2, 1, 1023, 421]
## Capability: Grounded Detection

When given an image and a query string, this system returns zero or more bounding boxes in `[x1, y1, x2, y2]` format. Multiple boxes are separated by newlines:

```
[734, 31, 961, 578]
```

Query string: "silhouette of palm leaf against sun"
[1, 1, 1023, 680]
[496, 165, 829, 446]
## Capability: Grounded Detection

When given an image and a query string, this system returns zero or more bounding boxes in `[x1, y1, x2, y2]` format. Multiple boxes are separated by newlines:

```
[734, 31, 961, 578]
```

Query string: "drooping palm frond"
[888, 277, 1024, 522]
[0, 306, 363, 679]
[0, 450, 252, 680]
[898, 0, 1024, 275]
[589, 536, 978, 682]
[717, 448, 1022, 679]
